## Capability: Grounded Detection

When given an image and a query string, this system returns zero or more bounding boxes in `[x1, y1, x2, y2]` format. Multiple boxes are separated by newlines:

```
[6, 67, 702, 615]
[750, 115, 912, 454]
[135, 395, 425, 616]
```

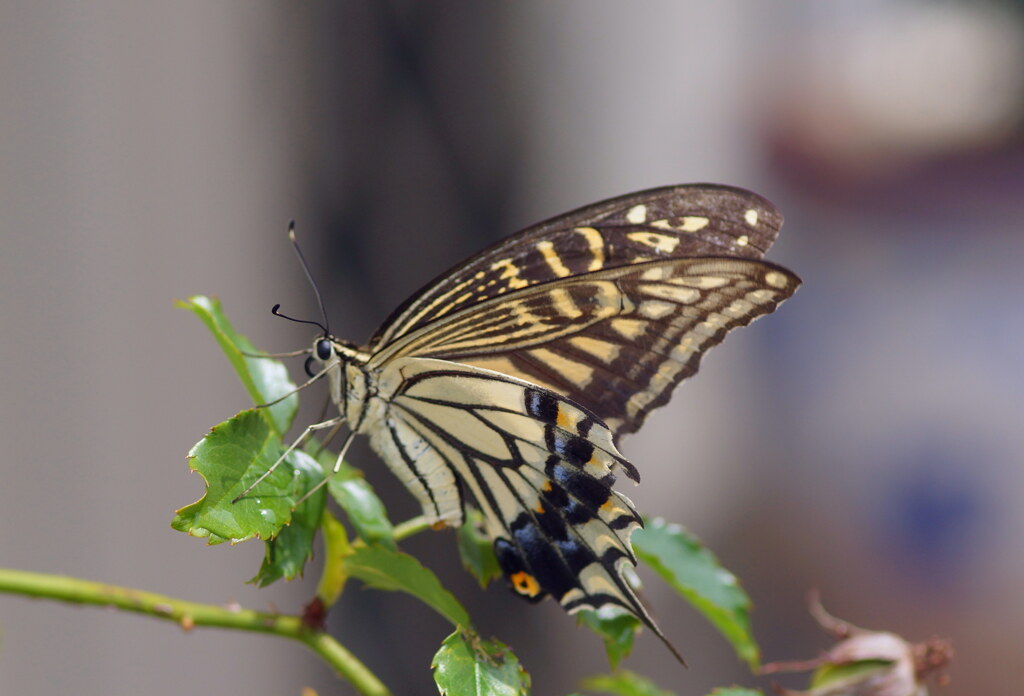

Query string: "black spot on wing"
[533, 497, 569, 542]
[608, 512, 637, 530]
[510, 516, 578, 600]
[545, 456, 612, 512]
[524, 387, 559, 423]
[541, 481, 570, 509]
[600, 546, 629, 567]
[494, 537, 526, 575]
[576, 417, 594, 439]
[564, 499, 594, 526]
[544, 426, 595, 468]
[558, 538, 593, 576]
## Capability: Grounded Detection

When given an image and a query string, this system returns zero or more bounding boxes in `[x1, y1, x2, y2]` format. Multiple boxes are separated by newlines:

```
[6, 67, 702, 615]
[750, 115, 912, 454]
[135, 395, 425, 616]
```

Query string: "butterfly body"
[293, 184, 800, 659]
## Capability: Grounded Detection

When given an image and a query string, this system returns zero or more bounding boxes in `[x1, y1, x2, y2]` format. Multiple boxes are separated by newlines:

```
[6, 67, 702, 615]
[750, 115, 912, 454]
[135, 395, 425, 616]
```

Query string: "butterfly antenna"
[288, 221, 331, 335]
[271, 304, 327, 333]
[240, 347, 312, 359]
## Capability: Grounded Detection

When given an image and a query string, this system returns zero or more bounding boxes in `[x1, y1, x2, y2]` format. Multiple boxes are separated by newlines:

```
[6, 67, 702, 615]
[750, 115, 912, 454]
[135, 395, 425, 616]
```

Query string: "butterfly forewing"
[372, 256, 800, 437]
[369, 184, 784, 348]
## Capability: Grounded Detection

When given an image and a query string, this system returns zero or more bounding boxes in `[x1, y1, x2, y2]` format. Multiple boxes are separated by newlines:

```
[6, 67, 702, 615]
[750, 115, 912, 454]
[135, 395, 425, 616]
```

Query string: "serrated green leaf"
[250, 450, 327, 586]
[457, 509, 502, 589]
[341, 545, 471, 627]
[706, 688, 764, 696]
[323, 457, 395, 550]
[633, 518, 759, 670]
[577, 609, 640, 670]
[432, 629, 529, 696]
[172, 409, 323, 544]
[580, 670, 675, 696]
[179, 295, 297, 436]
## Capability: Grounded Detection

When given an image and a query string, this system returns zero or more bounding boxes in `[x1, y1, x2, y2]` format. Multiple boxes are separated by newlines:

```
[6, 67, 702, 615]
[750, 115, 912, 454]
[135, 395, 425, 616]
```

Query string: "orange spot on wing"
[510, 571, 541, 597]
[556, 406, 572, 429]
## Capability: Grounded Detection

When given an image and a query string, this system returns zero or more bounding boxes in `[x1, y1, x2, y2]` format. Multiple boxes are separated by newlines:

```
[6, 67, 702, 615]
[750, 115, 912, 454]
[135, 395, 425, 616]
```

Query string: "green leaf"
[811, 659, 893, 688]
[456, 509, 502, 589]
[432, 629, 529, 696]
[580, 670, 675, 696]
[324, 458, 395, 550]
[341, 545, 471, 627]
[633, 518, 759, 670]
[178, 295, 297, 436]
[250, 449, 327, 586]
[577, 609, 640, 670]
[316, 509, 354, 607]
[706, 689, 764, 696]
[172, 409, 323, 544]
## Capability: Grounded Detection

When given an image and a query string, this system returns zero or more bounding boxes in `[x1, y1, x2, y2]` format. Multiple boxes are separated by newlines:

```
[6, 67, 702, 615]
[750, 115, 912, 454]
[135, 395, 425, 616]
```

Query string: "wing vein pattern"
[320, 184, 800, 660]
[383, 361, 654, 628]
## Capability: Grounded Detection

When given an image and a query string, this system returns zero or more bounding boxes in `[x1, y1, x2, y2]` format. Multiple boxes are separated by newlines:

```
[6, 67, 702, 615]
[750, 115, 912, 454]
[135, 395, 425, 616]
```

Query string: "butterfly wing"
[372, 256, 800, 438]
[349, 185, 798, 660]
[370, 357, 681, 656]
[369, 184, 784, 350]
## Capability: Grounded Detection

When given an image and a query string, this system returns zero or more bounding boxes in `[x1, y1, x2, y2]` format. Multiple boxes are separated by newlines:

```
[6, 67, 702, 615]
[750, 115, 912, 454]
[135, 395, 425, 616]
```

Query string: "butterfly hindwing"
[369, 358, 677, 647]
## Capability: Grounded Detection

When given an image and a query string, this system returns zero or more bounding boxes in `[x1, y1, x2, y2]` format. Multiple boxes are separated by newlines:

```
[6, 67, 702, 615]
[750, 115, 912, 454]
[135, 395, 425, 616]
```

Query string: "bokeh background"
[3, 2, 1023, 694]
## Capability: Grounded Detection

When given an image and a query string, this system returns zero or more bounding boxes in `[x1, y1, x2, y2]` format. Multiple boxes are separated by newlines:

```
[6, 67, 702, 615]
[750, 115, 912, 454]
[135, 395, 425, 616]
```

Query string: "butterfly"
[254, 184, 800, 660]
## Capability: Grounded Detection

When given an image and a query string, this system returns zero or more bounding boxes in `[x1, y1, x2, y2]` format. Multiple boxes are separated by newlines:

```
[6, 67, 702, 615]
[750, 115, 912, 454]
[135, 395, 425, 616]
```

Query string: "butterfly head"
[314, 337, 333, 361]
[305, 335, 336, 377]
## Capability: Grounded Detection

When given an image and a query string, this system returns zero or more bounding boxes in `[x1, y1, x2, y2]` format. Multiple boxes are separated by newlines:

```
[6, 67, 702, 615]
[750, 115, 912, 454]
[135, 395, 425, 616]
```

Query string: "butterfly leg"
[255, 362, 334, 408]
[292, 430, 358, 506]
[233, 416, 346, 502]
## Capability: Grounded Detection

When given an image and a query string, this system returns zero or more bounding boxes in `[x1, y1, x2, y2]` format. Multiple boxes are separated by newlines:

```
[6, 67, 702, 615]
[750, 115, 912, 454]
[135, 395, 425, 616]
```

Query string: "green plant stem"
[393, 515, 430, 541]
[0, 568, 391, 696]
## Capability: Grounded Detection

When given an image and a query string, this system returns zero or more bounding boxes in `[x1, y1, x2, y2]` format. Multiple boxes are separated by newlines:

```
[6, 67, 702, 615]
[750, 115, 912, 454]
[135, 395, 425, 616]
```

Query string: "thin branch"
[0, 568, 391, 696]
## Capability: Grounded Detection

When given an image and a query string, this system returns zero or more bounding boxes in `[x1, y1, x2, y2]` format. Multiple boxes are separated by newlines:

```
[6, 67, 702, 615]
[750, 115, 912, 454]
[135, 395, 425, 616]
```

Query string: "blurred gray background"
[2, 1, 1023, 694]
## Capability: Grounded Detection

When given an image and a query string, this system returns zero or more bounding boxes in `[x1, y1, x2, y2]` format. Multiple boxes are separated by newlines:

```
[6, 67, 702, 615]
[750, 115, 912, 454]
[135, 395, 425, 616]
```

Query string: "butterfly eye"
[316, 339, 333, 361]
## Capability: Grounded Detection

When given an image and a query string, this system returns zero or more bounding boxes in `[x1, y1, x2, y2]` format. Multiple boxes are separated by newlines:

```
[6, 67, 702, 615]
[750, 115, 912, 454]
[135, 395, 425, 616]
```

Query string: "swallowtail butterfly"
[261, 184, 799, 660]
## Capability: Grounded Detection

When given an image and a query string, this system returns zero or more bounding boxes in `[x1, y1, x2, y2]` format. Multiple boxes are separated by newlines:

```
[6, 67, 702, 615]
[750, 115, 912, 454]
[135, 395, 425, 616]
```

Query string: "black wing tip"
[663, 635, 689, 668]
[576, 182, 784, 234]
[635, 604, 688, 667]
[617, 456, 640, 483]
[630, 182, 781, 217]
